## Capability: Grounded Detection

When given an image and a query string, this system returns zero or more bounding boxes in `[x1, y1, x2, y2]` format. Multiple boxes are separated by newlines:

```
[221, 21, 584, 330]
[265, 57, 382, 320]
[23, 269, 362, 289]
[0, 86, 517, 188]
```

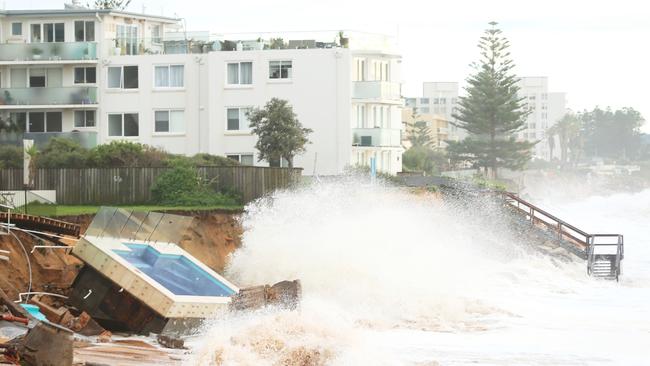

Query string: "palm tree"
[546, 125, 557, 161]
[550, 112, 582, 167]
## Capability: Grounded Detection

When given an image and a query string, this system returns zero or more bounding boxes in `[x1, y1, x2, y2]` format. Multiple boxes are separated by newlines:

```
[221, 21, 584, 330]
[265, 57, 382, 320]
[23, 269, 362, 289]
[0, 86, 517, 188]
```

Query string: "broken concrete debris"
[1, 207, 302, 364]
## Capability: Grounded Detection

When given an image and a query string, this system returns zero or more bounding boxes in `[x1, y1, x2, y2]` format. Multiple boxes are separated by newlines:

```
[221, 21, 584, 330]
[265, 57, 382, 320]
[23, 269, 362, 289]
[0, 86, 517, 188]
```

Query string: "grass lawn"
[17, 203, 244, 217]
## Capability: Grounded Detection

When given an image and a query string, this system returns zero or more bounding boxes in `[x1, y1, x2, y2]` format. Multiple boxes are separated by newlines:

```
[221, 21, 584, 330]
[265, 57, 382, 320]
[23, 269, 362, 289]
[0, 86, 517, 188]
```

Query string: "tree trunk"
[287, 156, 294, 169]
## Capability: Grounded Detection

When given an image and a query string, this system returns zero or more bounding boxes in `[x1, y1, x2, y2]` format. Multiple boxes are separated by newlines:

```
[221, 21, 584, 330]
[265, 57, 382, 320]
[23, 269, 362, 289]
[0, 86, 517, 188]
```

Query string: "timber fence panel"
[0, 167, 302, 205]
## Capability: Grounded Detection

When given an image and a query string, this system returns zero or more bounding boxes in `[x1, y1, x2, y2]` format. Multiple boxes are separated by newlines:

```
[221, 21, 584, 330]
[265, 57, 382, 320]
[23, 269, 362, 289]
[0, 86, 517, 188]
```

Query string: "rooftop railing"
[0, 42, 97, 62]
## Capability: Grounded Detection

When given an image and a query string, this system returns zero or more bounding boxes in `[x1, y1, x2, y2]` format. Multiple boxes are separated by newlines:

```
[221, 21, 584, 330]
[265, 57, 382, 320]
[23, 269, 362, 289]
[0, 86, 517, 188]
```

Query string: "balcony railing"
[0, 87, 97, 107]
[353, 81, 401, 101]
[0, 131, 98, 149]
[108, 37, 219, 55]
[352, 128, 402, 147]
[0, 42, 97, 62]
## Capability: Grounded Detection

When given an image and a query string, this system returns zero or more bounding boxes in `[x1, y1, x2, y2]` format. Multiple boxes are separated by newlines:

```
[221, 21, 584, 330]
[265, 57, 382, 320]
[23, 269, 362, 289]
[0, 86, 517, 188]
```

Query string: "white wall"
[207, 48, 352, 175]
[98, 54, 202, 155]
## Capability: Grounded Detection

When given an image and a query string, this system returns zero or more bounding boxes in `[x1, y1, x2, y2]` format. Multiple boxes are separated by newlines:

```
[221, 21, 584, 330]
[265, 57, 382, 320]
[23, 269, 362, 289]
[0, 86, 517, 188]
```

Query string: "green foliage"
[451, 22, 533, 177]
[269, 38, 286, 49]
[88, 0, 131, 9]
[37, 137, 89, 168]
[472, 175, 508, 191]
[188, 153, 240, 166]
[0, 145, 22, 169]
[407, 120, 433, 147]
[87, 140, 167, 168]
[580, 107, 644, 160]
[150, 160, 241, 206]
[447, 137, 533, 173]
[248, 98, 312, 168]
[402, 146, 448, 175]
[546, 111, 583, 167]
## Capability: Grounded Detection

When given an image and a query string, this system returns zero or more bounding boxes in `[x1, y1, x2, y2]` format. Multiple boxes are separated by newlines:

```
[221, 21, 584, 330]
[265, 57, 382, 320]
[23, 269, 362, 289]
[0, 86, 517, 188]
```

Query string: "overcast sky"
[7, 0, 649, 131]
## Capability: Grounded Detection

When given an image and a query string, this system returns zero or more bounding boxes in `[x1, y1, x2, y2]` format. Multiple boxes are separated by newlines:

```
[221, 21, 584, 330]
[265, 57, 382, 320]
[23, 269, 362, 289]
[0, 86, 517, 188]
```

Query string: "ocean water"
[189, 179, 650, 365]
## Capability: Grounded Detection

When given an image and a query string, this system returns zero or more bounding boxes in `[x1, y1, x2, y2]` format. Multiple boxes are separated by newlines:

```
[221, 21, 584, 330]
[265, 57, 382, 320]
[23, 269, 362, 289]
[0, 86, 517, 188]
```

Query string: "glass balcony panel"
[353, 81, 401, 100]
[0, 42, 97, 62]
[0, 86, 97, 106]
[0, 131, 98, 149]
[352, 128, 402, 147]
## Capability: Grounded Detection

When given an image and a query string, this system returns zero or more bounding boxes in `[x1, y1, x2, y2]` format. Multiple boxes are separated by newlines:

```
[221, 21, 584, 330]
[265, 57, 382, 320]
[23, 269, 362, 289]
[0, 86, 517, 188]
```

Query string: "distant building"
[401, 107, 449, 149]
[0, 4, 404, 175]
[405, 82, 463, 142]
[404, 78, 566, 161]
[516, 77, 567, 160]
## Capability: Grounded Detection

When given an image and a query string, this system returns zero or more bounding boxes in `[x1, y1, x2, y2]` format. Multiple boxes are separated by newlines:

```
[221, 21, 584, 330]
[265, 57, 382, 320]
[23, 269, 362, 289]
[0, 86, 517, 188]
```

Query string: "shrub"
[0, 145, 22, 169]
[150, 161, 241, 206]
[88, 140, 166, 167]
[37, 137, 89, 168]
[190, 153, 240, 166]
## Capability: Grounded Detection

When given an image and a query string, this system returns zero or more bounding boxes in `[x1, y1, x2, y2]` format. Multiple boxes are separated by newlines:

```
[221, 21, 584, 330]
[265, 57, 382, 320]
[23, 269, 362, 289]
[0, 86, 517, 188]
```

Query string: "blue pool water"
[113, 243, 236, 297]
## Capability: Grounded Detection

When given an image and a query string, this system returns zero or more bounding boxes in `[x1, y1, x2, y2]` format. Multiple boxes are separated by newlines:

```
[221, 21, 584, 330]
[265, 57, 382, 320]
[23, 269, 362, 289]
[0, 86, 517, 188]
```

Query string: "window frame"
[226, 153, 255, 166]
[225, 61, 253, 86]
[107, 112, 139, 138]
[28, 21, 65, 43]
[268, 60, 293, 81]
[106, 65, 139, 90]
[224, 106, 253, 133]
[25, 111, 63, 133]
[74, 20, 95, 42]
[152, 109, 185, 135]
[74, 66, 97, 84]
[11, 22, 23, 36]
[73, 110, 96, 128]
[152, 64, 185, 90]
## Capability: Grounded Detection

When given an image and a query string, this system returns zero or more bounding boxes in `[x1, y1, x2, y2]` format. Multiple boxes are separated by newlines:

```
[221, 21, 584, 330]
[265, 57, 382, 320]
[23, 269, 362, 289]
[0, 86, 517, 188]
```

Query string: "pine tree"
[449, 22, 533, 178]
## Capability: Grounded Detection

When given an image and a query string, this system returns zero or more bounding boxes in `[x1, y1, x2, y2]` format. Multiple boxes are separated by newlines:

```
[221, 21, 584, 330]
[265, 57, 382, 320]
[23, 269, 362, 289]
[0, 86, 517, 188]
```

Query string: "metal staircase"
[587, 235, 624, 280]
[499, 192, 624, 281]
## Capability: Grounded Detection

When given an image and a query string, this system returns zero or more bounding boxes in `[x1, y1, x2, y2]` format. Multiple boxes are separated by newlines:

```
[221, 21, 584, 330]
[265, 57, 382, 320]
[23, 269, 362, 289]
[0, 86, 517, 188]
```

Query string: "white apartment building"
[517, 77, 566, 160]
[0, 5, 404, 175]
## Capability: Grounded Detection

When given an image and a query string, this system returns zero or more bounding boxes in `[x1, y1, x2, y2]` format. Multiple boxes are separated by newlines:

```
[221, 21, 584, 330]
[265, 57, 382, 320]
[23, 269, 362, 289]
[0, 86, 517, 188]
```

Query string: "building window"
[154, 65, 184, 88]
[419, 98, 429, 104]
[29, 69, 46, 87]
[227, 62, 252, 85]
[154, 110, 184, 133]
[30, 23, 64, 43]
[226, 154, 254, 166]
[27, 111, 62, 133]
[269, 61, 292, 79]
[107, 66, 138, 89]
[74, 67, 96, 84]
[354, 58, 366, 81]
[74, 110, 96, 127]
[11, 22, 22, 36]
[116, 24, 138, 55]
[151, 25, 161, 43]
[9, 113, 27, 131]
[108, 113, 139, 137]
[226, 107, 251, 131]
[419, 107, 430, 114]
[74, 21, 95, 42]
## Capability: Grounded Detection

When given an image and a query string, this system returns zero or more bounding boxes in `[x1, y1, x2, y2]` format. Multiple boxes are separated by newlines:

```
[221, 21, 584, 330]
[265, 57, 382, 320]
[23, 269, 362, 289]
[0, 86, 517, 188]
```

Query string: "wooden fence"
[0, 167, 302, 205]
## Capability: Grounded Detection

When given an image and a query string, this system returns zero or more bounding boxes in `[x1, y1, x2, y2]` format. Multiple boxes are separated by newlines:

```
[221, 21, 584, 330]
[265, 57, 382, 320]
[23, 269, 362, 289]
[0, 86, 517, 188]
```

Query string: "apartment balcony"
[0, 42, 97, 64]
[0, 87, 97, 109]
[353, 81, 401, 102]
[0, 131, 98, 149]
[352, 128, 402, 148]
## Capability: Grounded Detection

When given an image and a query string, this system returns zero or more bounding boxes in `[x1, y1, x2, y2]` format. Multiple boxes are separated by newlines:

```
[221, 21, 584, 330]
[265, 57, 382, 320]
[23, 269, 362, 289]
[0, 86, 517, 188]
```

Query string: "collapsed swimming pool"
[113, 243, 236, 297]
